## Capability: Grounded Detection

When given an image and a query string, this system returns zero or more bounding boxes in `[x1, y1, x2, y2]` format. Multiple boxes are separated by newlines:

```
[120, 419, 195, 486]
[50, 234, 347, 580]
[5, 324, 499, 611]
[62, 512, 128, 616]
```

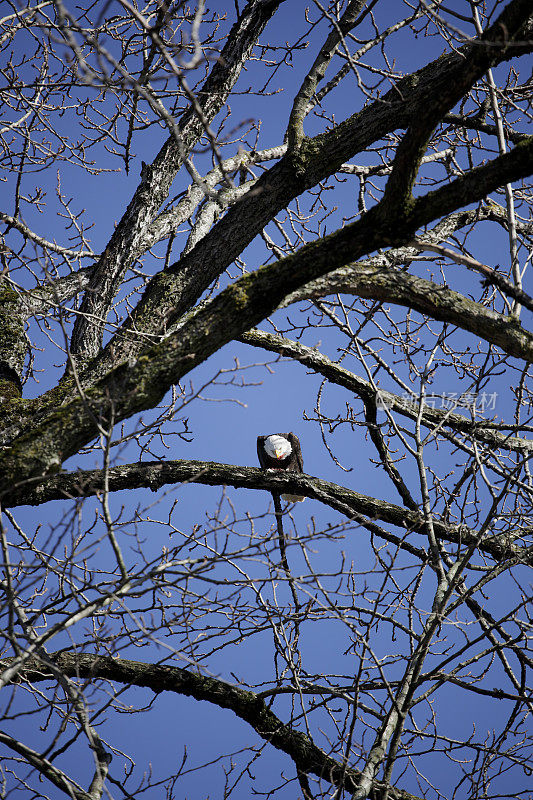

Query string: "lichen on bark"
[0, 284, 28, 400]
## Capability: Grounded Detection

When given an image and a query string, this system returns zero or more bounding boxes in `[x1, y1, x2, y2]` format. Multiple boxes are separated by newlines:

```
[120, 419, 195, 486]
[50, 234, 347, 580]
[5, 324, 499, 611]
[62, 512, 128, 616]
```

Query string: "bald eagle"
[257, 432, 305, 503]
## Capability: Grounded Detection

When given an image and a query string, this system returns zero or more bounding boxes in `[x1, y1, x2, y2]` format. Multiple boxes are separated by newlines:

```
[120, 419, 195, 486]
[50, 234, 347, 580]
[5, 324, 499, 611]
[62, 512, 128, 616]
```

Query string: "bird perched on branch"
[257, 433, 303, 601]
[257, 432, 305, 503]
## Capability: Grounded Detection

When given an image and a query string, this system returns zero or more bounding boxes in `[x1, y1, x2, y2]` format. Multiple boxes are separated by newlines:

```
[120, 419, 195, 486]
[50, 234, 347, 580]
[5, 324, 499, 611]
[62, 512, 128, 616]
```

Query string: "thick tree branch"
[6, 460, 529, 565]
[284, 259, 533, 363]
[239, 329, 533, 453]
[0, 285, 26, 400]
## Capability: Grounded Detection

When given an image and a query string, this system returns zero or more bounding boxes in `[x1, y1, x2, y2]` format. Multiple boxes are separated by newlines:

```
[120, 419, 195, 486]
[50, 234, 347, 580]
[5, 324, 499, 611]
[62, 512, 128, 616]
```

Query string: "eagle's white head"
[264, 434, 291, 460]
